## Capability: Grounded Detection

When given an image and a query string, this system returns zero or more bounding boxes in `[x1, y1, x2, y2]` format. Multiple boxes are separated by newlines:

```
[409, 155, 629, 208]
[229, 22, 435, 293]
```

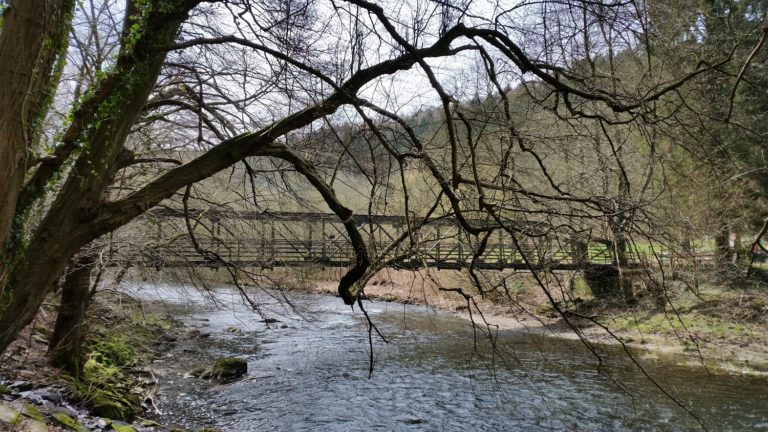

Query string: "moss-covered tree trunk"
[0, 0, 196, 353]
[0, 0, 73, 288]
[0, 0, 367, 354]
[48, 255, 94, 377]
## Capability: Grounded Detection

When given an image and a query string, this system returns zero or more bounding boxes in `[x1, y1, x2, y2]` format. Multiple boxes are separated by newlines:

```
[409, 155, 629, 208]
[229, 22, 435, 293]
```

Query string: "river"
[130, 284, 768, 431]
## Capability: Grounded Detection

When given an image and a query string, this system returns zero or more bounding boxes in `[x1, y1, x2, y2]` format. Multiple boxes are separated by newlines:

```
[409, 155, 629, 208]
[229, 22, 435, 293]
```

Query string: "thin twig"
[725, 27, 768, 124]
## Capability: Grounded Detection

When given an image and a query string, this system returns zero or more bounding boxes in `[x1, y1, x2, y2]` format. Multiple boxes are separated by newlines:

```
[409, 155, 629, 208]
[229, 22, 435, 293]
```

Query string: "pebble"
[47, 405, 79, 419]
[160, 332, 177, 342]
[17, 391, 46, 404]
[10, 381, 33, 392]
[35, 388, 64, 404]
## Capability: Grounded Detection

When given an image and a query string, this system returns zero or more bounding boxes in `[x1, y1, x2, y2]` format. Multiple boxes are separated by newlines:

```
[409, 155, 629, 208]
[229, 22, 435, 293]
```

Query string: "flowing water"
[131, 284, 768, 431]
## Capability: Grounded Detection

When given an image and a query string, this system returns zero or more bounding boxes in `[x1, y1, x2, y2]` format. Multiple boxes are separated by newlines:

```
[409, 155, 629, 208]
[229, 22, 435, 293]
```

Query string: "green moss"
[83, 357, 120, 382]
[192, 357, 248, 380]
[89, 336, 138, 368]
[111, 423, 137, 432]
[72, 318, 164, 421]
[571, 277, 594, 298]
[132, 312, 173, 331]
[0, 403, 21, 425]
[79, 355, 134, 415]
[210, 357, 247, 379]
[89, 390, 130, 420]
[20, 403, 44, 421]
[61, 300, 180, 422]
[607, 305, 759, 345]
[534, 302, 559, 318]
[52, 412, 84, 431]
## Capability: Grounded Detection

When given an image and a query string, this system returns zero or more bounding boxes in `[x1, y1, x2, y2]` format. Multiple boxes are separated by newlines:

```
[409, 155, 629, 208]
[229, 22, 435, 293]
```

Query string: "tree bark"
[715, 226, 732, 267]
[614, 237, 637, 305]
[0, 0, 195, 353]
[0, 0, 73, 287]
[48, 255, 94, 377]
[732, 230, 742, 263]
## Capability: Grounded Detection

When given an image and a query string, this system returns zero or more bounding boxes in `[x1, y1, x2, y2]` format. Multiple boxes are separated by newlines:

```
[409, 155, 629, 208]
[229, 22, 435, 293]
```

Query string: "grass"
[593, 282, 767, 369]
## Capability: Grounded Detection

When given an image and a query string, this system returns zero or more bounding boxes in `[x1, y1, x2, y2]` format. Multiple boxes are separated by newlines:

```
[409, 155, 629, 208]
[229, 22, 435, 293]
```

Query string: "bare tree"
[0, 0, 756, 359]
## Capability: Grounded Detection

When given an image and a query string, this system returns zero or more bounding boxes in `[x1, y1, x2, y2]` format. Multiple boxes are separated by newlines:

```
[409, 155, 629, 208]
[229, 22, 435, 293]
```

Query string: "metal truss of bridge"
[114, 208, 642, 272]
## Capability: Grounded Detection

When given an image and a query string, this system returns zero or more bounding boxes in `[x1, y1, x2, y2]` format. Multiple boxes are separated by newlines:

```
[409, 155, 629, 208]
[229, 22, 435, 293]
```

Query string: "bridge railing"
[112, 209, 678, 270]
[112, 236, 628, 270]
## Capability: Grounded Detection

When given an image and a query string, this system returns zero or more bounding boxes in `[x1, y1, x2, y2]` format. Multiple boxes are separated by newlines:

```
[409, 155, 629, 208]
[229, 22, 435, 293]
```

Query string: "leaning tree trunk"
[48, 256, 95, 377]
[0, 1, 195, 354]
[0, 0, 73, 288]
[0, 0, 375, 353]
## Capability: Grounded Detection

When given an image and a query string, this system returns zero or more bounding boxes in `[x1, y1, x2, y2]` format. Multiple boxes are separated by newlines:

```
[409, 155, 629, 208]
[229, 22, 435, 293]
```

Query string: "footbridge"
[113, 208, 650, 272]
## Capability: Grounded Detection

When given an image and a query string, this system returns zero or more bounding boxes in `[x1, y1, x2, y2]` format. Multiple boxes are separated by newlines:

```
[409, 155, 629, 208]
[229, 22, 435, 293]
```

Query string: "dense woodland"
[1, 0, 767, 402]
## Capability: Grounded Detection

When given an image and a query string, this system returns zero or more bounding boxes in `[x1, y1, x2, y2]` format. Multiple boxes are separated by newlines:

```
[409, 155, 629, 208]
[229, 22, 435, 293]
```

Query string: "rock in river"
[187, 357, 248, 381]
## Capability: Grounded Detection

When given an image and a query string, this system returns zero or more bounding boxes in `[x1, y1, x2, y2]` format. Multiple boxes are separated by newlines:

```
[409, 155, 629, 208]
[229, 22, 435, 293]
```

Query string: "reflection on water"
[130, 284, 768, 431]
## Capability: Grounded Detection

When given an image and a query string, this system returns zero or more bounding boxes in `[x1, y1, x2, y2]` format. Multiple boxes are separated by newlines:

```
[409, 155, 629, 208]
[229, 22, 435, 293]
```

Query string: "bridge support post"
[307, 223, 313, 260]
[570, 238, 589, 267]
[270, 221, 275, 262]
[499, 229, 505, 264]
[321, 220, 327, 261]
[259, 221, 265, 261]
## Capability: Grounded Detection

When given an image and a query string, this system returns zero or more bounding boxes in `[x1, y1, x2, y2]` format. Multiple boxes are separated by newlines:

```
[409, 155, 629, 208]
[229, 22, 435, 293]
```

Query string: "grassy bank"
[589, 286, 768, 373]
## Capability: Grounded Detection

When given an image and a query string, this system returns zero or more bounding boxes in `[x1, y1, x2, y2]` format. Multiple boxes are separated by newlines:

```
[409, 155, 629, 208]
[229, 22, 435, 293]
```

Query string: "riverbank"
[0, 293, 204, 432]
[300, 269, 768, 375]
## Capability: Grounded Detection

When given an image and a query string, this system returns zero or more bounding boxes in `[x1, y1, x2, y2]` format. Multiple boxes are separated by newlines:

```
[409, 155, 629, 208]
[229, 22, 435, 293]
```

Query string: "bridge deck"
[112, 209, 677, 271]
[116, 237, 646, 271]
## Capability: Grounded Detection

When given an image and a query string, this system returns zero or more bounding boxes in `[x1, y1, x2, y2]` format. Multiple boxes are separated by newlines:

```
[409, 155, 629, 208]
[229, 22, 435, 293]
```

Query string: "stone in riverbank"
[52, 412, 85, 431]
[0, 402, 21, 425]
[187, 357, 248, 381]
[17, 418, 49, 432]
